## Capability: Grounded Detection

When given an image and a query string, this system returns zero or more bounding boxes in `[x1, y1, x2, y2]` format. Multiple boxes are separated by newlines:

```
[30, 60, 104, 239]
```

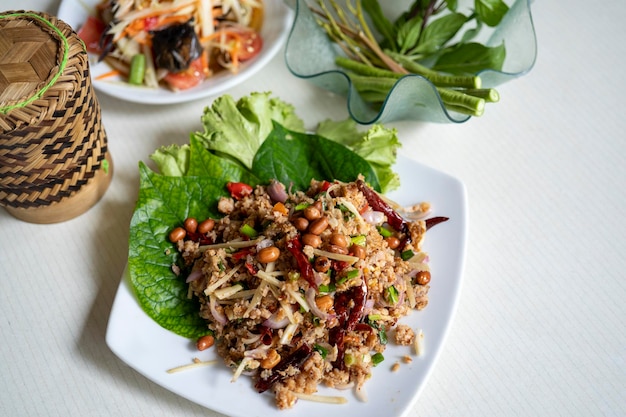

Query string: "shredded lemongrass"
[214, 283, 244, 299]
[336, 197, 365, 224]
[285, 287, 309, 312]
[278, 299, 296, 324]
[244, 281, 267, 316]
[231, 357, 252, 382]
[256, 270, 283, 287]
[414, 328, 425, 356]
[292, 392, 348, 404]
[204, 264, 242, 295]
[224, 288, 256, 300]
[199, 237, 263, 252]
[166, 358, 218, 374]
[312, 248, 360, 264]
[279, 322, 298, 345]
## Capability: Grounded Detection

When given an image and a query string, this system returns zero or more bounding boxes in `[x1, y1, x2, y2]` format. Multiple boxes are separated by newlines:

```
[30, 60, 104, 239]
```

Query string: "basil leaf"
[413, 12, 468, 55]
[252, 122, 381, 192]
[396, 15, 423, 54]
[433, 42, 506, 74]
[475, 0, 509, 27]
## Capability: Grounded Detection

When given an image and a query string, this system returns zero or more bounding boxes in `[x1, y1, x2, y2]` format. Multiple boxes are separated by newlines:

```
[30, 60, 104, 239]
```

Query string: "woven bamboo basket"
[0, 10, 112, 224]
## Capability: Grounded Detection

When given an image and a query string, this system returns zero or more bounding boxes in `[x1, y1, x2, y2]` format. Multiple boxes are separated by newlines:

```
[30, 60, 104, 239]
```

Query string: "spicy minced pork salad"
[78, 0, 264, 90]
[168, 176, 446, 408]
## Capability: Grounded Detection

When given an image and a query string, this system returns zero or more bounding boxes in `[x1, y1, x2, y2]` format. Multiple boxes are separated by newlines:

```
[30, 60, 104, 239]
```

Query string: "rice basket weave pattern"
[0, 10, 112, 223]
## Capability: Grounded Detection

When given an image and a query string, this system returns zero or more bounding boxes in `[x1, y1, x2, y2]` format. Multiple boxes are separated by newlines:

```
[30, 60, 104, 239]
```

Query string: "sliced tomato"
[233, 29, 263, 62]
[77, 16, 106, 54]
[163, 57, 206, 91]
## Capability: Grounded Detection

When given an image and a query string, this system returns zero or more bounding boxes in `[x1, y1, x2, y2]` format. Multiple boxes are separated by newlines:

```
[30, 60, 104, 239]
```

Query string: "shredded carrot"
[156, 14, 192, 29]
[95, 69, 122, 80]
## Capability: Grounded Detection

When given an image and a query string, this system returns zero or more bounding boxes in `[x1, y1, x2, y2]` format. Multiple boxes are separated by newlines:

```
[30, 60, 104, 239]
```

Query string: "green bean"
[459, 88, 500, 103]
[129, 53, 146, 85]
[438, 88, 485, 117]
[336, 57, 402, 79]
[385, 50, 480, 89]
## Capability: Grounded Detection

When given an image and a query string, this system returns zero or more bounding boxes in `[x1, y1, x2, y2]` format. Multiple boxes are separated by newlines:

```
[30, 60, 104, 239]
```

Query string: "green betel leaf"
[128, 163, 228, 338]
[413, 12, 467, 55]
[252, 122, 381, 192]
[187, 136, 261, 186]
[433, 42, 506, 74]
[475, 0, 509, 27]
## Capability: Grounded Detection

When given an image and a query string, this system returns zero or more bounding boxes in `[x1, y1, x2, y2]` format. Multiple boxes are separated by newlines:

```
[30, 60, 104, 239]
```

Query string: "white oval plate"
[57, 0, 293, 104]
[106, 155, 468, 417]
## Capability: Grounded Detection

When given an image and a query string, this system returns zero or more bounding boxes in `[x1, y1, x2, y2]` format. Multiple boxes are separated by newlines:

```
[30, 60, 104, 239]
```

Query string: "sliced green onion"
[371, 352, 384, 366]
[401, 249, 415, 261]
[385, 285, 399, 304]
[337, 268, 360, 285]
[239, 224, 258, 238]
[294, 202, 309, 211]
[377, 226, 393, 237]
[128, 53, 146, 85]
[319, 283, 336, 293]
[314, 344, 328, 359]
[350, 235, 367, 246]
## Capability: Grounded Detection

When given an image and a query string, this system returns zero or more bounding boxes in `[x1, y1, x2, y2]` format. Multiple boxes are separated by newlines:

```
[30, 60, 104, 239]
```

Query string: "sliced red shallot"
[185, 260, 205, 283]
[306, 288, 328, 320]
[263, 312, 290, 329]
[267, 180, 288, 203]
[361, 209, 385, 226]
[209, 295, 228, 325]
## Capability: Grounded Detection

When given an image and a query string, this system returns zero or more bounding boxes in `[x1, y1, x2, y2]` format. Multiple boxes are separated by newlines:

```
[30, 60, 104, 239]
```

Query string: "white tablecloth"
[1, 1, 624, 416]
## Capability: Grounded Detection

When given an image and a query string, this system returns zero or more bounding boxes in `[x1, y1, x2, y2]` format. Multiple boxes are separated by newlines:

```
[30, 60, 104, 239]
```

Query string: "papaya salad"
[168, 176, 448, 408]
[78, 0, 264, 90]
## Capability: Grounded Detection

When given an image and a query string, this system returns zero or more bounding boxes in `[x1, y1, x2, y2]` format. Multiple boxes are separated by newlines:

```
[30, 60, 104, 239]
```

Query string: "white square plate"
[106, 155, 467, 416]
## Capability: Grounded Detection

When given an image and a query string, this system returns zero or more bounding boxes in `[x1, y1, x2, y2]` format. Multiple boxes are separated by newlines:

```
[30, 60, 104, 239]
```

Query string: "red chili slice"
[226, 182, 253, 200]
[356, 179, 407, 233]
[286, 237, 317, 289]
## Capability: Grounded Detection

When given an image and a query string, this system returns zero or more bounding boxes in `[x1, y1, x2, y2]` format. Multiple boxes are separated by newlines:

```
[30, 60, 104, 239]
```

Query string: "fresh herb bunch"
[312, 0, 510, 117]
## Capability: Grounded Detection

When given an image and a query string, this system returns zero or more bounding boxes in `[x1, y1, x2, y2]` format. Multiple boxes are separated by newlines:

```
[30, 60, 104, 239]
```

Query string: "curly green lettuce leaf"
[149, 144, 190, 177]
[191, 92, 306, 169]
[315, 118, 401, 192]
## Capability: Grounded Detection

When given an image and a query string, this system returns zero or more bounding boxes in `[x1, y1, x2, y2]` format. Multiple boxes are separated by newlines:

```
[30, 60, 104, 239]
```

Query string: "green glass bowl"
[284, 0, 537, 124]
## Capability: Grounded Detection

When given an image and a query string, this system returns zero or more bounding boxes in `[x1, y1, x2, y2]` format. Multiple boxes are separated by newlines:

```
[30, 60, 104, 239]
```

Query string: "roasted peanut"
[385, 236, 401, 250]
[196, 334, 215, 351]
[314, 256, 331, 273]
[257, 246, 280, 263]
[292, 216, 309, 231]
[350, 244, 366, 259]
[415, 270, 431, 285]
[315, 294, 333, 312]
[327, 244, 349, 255]
[260, 349, 281, 369]
[303, 204, 321, 221]
[330, 233, 349, 248]
[183, 217, 198, 233]
[302, 233, 322, 248]
[308, 216, 329, 235]
[198, 218, 215, 234]
[168, 227, 186, 243]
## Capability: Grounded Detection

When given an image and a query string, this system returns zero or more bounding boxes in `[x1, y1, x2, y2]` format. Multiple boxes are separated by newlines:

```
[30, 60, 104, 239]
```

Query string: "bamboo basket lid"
[0, 10, 112, 224]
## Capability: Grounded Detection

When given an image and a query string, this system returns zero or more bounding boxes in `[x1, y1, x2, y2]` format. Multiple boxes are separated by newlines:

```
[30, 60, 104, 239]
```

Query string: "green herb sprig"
[311, 0, 509, 117]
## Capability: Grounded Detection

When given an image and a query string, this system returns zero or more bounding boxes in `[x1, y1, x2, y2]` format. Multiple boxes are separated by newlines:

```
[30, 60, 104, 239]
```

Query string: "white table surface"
[1, 1, 625, 416]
